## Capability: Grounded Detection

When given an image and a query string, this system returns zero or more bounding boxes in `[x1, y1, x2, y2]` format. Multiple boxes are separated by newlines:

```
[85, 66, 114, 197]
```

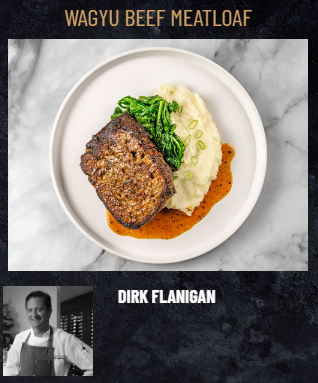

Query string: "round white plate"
[50, 47, 266, 264]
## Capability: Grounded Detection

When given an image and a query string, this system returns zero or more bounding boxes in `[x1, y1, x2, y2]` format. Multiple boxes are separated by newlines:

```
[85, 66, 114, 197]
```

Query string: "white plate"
[50, 47, 267, 264]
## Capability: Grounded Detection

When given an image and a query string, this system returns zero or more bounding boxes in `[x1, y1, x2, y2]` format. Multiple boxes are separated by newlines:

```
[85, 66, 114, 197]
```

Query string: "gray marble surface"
[8, 39, 308, 271]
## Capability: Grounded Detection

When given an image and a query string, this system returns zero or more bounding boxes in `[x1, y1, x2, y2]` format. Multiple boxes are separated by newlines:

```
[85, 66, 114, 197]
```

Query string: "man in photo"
[3, 290, 93, 376]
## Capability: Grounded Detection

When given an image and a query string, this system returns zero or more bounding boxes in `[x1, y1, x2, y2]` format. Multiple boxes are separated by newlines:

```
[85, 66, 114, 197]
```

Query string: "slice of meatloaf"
[80, 113, 176, 229]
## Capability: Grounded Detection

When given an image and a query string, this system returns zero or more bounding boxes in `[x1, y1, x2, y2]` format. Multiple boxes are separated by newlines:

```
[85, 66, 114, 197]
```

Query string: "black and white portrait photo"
[3, 286, 93, 376]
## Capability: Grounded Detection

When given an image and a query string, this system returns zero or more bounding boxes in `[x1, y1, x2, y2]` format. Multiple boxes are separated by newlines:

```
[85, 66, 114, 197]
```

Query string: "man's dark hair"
[25, 290, 52, 311]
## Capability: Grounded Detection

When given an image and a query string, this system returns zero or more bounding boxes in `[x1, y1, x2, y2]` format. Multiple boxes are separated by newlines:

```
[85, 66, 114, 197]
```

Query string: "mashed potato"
[154, 84, 222, 216]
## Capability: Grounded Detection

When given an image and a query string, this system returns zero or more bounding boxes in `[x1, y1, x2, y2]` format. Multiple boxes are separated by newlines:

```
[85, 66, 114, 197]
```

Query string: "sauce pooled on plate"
[107, 143, 235, 239]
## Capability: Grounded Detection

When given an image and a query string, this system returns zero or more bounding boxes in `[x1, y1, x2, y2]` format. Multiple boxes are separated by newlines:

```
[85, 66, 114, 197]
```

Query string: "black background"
[1, 1, 316, 382]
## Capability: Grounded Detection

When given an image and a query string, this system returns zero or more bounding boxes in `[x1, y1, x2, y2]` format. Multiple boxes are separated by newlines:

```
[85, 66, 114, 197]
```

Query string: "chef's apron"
[20, 326, 55, 376]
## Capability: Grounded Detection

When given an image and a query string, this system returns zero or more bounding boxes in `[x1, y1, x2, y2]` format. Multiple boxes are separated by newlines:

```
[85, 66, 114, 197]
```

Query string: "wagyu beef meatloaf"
[80, 113, 176, 229]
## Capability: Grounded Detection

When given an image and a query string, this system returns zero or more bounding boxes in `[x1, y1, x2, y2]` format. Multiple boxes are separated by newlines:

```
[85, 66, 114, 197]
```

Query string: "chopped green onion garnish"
[195, 130, 203, 138]
[188, 120, 198, 129]
[191, 156, 198, 165]
[198, 140, 205, 150]
[184, 135, 191, 146]
[185, 174, 192, 180]
[178, 106, 183, 113]
[173, 176, 178, 179]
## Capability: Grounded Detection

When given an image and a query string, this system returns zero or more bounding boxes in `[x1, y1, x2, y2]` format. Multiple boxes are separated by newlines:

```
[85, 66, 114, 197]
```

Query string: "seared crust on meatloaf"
[80, 113, 176, 229]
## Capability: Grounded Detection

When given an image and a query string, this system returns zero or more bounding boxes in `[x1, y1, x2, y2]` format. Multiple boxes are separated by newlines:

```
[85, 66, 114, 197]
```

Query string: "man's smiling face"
[26, 297, 51, 332]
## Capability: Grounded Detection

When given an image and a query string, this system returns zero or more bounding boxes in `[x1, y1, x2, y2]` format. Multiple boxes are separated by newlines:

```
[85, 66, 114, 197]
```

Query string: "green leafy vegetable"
[195, 130, 203, 138]
[173, 176, 178, 180]
[198, 140, 205, 150]
[188, 120, 198, 129]
[111, 95, 185, 170]
[111, 107, 124, 120]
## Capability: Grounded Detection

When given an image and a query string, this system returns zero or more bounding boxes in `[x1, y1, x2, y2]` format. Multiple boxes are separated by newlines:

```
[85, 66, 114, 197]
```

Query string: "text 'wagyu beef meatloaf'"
[80, 113, 176, 229]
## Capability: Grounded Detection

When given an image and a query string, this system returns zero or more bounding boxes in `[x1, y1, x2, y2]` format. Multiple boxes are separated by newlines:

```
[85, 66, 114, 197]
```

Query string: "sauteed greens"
[111, 95, 185, 170]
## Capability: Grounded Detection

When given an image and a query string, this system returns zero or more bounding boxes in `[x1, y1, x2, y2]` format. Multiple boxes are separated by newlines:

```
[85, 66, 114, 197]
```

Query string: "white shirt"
[3, 327, 93, 376]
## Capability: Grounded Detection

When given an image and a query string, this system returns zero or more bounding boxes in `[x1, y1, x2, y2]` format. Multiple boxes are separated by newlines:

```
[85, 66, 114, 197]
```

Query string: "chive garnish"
[178, 106, 183, 113]
[184, 135, 191, 146]
[173, 176, 178, 179]
[195, 130, 203, 138]
[198, 140, 205, 150]
[185, 174, 192, 180]
[188, 120, 198, 129]
[191, 156, 198, 165]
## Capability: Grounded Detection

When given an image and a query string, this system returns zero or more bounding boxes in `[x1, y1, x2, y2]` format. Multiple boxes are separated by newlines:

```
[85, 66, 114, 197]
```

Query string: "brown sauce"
[107, 143, 235, 239]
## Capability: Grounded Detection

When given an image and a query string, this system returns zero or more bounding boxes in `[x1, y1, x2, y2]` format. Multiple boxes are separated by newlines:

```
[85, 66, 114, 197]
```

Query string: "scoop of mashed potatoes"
[154, 84, 222, 216]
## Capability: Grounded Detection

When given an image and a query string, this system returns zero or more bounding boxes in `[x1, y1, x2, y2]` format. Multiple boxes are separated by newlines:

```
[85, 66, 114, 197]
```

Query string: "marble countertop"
[8, 39, 308, 271]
